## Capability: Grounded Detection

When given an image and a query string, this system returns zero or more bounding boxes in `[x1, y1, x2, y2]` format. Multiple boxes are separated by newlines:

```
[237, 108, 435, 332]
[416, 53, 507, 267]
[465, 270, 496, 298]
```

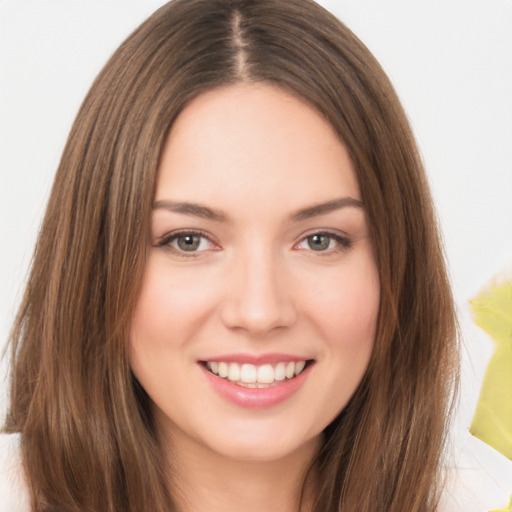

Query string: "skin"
[130, 83, 380, 512]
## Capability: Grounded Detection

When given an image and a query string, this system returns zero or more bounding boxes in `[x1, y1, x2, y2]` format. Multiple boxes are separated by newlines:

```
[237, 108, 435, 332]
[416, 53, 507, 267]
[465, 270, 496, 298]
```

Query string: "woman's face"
[130, 84, 380, 463]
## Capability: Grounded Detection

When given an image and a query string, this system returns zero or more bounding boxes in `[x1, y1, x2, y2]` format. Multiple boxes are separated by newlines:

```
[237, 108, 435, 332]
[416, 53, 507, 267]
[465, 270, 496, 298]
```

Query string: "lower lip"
[200, 364, 312, 409]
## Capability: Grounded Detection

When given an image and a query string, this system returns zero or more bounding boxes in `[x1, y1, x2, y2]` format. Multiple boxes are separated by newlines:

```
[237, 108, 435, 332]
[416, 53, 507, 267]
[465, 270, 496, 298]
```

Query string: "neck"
[164, 432, 321, 512]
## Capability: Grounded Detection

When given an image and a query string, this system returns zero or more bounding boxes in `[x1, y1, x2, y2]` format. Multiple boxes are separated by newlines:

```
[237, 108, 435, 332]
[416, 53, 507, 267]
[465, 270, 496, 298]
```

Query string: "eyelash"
[296, 231, 352, 255]
[157, 229, 216, 258]
[156, 229, 352, 258]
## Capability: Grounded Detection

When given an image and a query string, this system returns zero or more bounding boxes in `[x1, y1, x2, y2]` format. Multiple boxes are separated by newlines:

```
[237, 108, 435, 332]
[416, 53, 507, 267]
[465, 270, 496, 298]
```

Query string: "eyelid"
[156, 229, 219, 255]
[155, 228, 352, 257]
[293, 229, 352, 253]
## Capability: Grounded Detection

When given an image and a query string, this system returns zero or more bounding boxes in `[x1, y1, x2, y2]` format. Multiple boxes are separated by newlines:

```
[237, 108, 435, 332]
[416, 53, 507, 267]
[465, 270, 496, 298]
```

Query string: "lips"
[199, 355, 314, 408]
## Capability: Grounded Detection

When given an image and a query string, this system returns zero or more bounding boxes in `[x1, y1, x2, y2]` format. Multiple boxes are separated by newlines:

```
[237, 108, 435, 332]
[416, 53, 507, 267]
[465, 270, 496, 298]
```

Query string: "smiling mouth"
[201, 360, 314, 388]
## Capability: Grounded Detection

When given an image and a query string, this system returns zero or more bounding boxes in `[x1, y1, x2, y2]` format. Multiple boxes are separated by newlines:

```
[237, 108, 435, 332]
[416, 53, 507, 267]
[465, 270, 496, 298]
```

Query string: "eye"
[157, 230, 216, 254]
[295, 232, 351, 253]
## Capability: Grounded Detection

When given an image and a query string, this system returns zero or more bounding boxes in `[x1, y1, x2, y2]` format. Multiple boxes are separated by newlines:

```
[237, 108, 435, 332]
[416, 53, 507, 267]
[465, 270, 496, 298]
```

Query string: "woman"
[4, 0, 458, 510]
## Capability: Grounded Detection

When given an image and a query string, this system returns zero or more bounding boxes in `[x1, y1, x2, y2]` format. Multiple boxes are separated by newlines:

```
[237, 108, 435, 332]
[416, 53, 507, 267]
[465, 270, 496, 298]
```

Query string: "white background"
[1, 0, 511, 508]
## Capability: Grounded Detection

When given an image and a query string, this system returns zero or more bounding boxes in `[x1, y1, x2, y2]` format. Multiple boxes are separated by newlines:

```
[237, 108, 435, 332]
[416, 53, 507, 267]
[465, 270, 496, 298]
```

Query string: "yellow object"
[489, 495, 512, 512]
[470, 281, 512, 460]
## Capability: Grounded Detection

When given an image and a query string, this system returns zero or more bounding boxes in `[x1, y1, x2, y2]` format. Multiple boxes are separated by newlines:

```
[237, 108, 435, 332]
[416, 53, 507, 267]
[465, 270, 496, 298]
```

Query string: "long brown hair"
[6, 1, 458, 510]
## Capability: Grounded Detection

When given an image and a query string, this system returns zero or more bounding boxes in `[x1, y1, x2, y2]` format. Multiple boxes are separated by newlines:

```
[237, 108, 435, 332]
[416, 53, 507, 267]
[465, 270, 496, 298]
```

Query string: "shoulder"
[438, 430, 512, 512]
[0, 434, 31, 512]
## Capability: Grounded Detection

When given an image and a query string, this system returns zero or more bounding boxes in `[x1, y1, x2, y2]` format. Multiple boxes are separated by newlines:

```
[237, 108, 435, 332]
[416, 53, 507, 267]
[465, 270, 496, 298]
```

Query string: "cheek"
[274, 259, 379, 437]
[130, 258, 216, 347]
[324, 286, 378, 380]
[303, 258, 380, 348]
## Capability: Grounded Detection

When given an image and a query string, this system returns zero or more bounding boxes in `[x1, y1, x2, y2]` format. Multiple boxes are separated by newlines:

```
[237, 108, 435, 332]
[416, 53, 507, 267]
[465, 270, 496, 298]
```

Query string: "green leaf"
[470, 339, 512, 459]
[489, 495, 512, 512]
[470, 282, 512, 345]
[470, 281, 512, 460]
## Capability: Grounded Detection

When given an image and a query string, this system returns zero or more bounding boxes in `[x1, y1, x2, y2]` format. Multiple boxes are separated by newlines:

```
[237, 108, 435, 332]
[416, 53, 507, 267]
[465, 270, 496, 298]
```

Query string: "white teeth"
[240, 364, 257, 383]
[294, 360, 306, 375]
[257, 364, 275, 384]
[228, 362, 240, 381]
[274, 362, 286, 381]
[205, 360, 309, 385]
[207, 361, 219, 374]
[218, 362, 229, 378]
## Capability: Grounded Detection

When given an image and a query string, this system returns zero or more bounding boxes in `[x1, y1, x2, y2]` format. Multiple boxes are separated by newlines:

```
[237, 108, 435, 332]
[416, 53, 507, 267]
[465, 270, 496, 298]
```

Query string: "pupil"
[178, 235, 200, 251]
[308, 234, 329, 251]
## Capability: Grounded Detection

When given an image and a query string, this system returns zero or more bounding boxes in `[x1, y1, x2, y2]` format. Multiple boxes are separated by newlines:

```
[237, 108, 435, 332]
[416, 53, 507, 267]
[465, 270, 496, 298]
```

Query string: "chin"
[196, 422, 323, 464]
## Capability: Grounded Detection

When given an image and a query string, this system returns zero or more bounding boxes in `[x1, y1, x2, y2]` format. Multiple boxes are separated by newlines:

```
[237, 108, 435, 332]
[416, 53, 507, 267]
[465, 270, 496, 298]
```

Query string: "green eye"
[158, 230, 215, 254]
[296, 232, 351, 253]
[307, 234, 331, 251]
[177, 234, 202, 251]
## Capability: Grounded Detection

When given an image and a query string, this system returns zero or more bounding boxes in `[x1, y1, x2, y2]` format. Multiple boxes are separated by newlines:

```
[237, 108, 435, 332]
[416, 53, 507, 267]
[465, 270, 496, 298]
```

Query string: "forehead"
[156, 83, 360, 213]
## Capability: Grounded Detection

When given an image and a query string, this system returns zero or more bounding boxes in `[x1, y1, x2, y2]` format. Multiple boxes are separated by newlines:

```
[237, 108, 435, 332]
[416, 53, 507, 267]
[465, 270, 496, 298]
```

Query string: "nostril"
[219, 295, 297, 334]
[218, 260, 297, 334]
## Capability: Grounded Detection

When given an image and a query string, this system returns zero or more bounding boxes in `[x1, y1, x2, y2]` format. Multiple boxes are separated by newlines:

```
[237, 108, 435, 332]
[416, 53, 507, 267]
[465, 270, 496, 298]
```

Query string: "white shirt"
[0, 434, 30, 512]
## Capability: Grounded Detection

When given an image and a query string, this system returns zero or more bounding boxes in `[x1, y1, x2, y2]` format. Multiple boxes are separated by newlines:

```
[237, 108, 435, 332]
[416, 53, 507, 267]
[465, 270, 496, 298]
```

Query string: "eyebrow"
[290, 197, 364, 222]
[153, 196, 364, 223]
[153, 200, 229, 222]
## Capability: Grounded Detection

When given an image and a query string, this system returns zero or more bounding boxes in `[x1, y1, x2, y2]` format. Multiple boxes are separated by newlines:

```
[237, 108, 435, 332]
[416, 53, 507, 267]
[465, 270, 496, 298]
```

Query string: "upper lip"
[198, 353, 313, 365]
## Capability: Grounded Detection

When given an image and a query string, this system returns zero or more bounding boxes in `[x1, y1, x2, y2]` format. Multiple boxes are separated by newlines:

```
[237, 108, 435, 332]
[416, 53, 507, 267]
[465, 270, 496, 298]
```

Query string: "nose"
[219, 247, 297, 336]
